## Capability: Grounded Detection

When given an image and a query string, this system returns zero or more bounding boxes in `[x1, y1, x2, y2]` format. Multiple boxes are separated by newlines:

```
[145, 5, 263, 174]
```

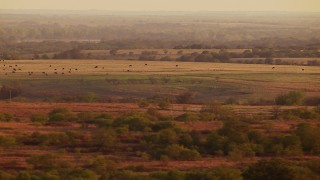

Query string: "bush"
[200, 103, 235, 121]
[295, 123, 320, 154]
[275, 91, 303, 105]
[94, 128, 117, 149]
[137, 100, 149, 108]
[0, 171, 15, 180]
[0, 136, 17, 147]
[48, 108, 75, 123]
[82, 92, 98, 102]
[0, 113, 14, 122]
[243, 159, 294, 180]
[176, 91, 196, 104]
[65, 168, 98, 180]
[113, 113, 152, 131]
[26, 153, 69, 170]
[175, 113, 199, 122]
[85, 156, 117, 174]
[165, 144, 201, 161]
[30, 114, 48, 124]
[158, 100, 171, 110]
[280, 108, 320, 120]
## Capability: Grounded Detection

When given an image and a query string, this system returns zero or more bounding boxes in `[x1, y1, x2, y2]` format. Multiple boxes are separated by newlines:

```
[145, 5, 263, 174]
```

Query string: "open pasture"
[0, 60, 319, 102]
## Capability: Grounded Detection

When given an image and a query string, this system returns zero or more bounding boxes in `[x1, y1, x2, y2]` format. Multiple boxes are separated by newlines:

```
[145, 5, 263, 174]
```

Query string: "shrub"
[275, 91, 303, 105]
[30, 114, 48, 124]
[137, 100, 149, 108]
[200, 103, 235, 121]
[295, 124, 320, 154]
[86, 156, 117, 174]
[280, 108, 320, 120]
[26, 153, 69, 170]
[0, 113, 14, 122]
[176, 91, 196, 104]
[94, 128, 117, 149]
[65, 168, 98, 180]
[113, 113, 152, 131]
[158, 100, 171, 110]
[165, 144, 201, 161]
[0, 136, 17, 147]
[82, 92, 98, 102]
[0, 171, 15, 180]
[48, 108, 75, 123]
[243, 159, 294, 180]
[175, 113, 199, 122]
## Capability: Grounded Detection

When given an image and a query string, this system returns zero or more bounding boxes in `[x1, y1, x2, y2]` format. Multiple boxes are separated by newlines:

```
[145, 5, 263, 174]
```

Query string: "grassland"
[1, 60, 319, 103]
[0, 59, 320, 178]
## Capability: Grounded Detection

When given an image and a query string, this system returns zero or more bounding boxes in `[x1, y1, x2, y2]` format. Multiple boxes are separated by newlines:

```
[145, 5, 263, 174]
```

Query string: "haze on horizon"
[1, 0, 320, 12]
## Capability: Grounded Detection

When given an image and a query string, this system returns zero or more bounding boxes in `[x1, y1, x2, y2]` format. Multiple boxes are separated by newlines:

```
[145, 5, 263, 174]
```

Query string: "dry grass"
[1, 60, 319, 77]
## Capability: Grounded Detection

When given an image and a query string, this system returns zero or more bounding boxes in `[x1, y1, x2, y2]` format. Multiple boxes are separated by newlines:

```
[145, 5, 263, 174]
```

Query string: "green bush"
[295, 123, 320, 154]
[243, 159, 294, 180]
[94, 128, 117, 149]
[0, 136, 17, 147]
[165, 144, 201, 161]
[113, 113, 152, 131]
[26, 153, 69, 170]
[137, 100, 149, 108]
[0, 171, 15, 180]
[275, 91, 303, 105]
[65, 168, 98, 180]
[280, 108, 320, 120]
[48, 108, 75, 123]
[30, 113, 48, 124]
[175, 113, 199, 122]
[0, 113, 14, 122]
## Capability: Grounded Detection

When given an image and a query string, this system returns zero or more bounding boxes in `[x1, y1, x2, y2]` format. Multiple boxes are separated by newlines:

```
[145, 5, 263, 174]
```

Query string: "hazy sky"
[1, 0, 320, 12]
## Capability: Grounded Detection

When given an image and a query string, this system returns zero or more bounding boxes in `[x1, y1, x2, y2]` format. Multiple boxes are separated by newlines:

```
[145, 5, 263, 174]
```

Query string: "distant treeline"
[39, 47, 320, 66]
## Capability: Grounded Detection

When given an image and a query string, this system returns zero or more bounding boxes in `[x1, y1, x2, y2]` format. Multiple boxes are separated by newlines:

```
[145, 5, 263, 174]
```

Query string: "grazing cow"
[94, 66, 98, 68]
[176, 65, 179, 67]
[129, 65, 132, 67]
[272, 67, 275, 69]
[302, 69, 305, 71]
[145, 64, 148, 66]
